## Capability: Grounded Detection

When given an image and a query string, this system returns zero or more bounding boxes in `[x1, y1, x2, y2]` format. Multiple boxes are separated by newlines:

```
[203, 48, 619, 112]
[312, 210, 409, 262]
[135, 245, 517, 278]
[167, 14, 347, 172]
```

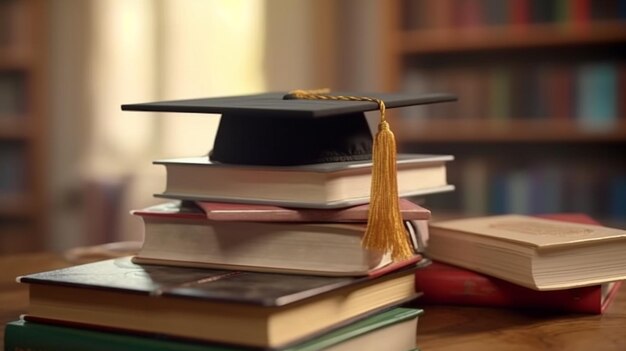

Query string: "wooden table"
[1, 253, 625, 350]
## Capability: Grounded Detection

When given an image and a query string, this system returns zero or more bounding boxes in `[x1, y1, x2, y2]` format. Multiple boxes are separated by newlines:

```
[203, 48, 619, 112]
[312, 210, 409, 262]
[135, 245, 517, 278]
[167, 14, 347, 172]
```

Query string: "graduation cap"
[122, 89, 457, 261]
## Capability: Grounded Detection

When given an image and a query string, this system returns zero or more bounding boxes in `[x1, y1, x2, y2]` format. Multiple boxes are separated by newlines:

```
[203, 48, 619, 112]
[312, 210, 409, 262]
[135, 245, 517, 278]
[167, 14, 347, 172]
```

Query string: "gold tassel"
[285, 90, 414, 261]
[362, 115, 414, 261]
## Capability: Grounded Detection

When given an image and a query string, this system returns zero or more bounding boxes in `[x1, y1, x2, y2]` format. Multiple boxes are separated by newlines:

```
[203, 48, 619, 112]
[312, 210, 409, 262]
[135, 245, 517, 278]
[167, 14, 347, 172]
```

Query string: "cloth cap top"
[122, 91, 457, 166]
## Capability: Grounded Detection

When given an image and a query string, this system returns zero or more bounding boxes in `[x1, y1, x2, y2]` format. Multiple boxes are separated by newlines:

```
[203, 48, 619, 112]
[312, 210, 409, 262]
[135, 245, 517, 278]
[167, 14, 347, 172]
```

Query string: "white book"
[154, 153, 454, 208]
[427, 215, 626, 290]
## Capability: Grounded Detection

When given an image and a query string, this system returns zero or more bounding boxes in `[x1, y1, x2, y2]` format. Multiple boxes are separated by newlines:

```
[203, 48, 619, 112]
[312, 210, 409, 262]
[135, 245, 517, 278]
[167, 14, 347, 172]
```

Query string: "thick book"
[5, 308, 423, 351]
[415, 261, 622, 314]
[132, 202, 426, 276]
[154, 154, 454, 208]
[427, 214, 626, 290]
[18, 257, 425, 349]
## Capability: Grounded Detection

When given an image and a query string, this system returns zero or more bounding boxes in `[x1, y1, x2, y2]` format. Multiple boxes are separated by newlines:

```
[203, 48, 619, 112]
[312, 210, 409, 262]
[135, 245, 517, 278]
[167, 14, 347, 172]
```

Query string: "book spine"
[414, 263, 604, 314]
[3, 320, 232, 351]
[511, 0, 530, 26]
[571, 0, 590, 28]
[576, 63, 618, 132]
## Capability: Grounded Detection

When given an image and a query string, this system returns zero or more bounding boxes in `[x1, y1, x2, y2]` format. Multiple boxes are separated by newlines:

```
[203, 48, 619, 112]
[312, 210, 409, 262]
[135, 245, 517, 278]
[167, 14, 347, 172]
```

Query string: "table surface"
[1, 252, 625, 351]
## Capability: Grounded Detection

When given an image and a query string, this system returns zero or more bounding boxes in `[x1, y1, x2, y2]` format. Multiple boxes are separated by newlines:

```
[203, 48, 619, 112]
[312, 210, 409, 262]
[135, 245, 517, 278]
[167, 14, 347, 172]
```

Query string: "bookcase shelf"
[0, 194, 33, 217]
[384, 0, 626, 228]
[0, 0, 47, 253]
[0, 119, 30, 139]
[399, 21, 626, 54]
[396, 118, 626, 143]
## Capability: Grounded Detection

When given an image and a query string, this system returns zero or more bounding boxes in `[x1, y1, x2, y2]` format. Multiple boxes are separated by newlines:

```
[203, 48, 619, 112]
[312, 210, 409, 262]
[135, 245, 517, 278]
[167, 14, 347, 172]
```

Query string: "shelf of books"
[399, 22, 626, 54]
[387, 0, 626, 228]
[396, 119, 626, 143]
[0, 0, 47, 253]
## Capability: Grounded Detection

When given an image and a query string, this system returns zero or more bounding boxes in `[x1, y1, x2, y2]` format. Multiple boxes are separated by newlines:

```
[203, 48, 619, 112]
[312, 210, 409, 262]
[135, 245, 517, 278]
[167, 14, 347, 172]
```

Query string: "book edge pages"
[155, 185, 455, 209]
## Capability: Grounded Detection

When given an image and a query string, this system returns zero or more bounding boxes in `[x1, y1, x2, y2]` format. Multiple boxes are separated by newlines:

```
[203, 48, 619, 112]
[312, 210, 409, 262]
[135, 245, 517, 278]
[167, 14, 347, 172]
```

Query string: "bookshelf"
[0, 0, 47, 253]
[383, 0, 626, 227]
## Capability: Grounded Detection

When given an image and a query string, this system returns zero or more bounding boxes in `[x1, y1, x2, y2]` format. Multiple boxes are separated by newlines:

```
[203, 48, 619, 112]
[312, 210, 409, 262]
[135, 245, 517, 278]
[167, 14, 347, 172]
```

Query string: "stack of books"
[5, 91, 458, 350]
[415, 213, 626, 314]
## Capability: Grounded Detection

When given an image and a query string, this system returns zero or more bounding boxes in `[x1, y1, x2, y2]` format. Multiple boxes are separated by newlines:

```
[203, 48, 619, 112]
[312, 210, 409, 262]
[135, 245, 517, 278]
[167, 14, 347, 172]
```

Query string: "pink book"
[195, 199, 431, 222]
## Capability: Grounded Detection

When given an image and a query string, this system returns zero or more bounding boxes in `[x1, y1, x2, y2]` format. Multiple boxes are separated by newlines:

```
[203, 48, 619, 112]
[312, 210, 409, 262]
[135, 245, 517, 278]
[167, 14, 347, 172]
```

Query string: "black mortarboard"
[121, 91, 456, 166]
[122, 90, 456, 261]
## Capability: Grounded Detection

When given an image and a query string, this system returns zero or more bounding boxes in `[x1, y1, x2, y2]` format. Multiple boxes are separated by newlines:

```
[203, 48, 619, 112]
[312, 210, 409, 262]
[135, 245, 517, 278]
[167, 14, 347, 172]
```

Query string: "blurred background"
[0, 0, 624, 254]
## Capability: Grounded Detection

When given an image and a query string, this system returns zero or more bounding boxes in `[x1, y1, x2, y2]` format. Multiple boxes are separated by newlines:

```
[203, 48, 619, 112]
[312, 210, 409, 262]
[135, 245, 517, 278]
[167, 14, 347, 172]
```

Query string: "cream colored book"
[154, 154, 454, 208]
[427, 214, 626, 291]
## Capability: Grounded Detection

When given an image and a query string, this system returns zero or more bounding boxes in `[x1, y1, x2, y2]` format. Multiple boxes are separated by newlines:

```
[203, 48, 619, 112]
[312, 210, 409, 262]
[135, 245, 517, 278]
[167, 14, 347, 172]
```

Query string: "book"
[18, 257, 424, 349]
[426, 214, 626, 290]
[414, 261, 622, 314]
[154, 154, 454, 208]
[195, 198, 431, 222]
[132, 202, 425, 276]
[576, 63, 618, 132]
[5, 307, 423, 351]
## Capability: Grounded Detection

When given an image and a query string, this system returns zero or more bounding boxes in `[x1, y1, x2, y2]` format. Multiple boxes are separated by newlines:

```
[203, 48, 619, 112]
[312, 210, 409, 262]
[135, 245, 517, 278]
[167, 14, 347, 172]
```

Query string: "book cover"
[18, 257, 425, 348]
[132, 201, 425, 276]
[430, 214, 626, 250]
[154, 154, 454, 209]
[427, 214, 626, 290]
[173, 199, 431, 222]
[415, 261, 621, 314]
[5, 308, 423, 351]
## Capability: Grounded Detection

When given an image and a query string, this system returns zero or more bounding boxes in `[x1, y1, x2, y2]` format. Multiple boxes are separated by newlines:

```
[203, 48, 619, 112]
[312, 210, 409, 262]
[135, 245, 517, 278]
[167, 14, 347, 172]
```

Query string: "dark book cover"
[18, 256, 426, 307]
[18, 257, 426, 348]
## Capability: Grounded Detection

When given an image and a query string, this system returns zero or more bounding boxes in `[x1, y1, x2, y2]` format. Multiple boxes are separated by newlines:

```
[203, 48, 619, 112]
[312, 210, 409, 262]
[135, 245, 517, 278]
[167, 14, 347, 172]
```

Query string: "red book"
[572, 0, 590, 28]
[416, 214, 623, 314]
[549, 66, 574, 120]
[510, 0, 530, 26]
[415, 261, 621, 314]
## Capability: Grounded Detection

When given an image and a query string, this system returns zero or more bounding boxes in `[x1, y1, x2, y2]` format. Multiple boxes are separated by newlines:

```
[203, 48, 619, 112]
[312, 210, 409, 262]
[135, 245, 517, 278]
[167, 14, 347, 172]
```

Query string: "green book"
[4, 308, 423, 351]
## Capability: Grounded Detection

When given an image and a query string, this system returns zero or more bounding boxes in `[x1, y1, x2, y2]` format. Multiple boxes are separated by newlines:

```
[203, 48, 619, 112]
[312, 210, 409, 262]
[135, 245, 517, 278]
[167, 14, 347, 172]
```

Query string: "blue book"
[489, 172, 508, 214]
[576, 63, 618, 132]
[611, 176, 626, 223]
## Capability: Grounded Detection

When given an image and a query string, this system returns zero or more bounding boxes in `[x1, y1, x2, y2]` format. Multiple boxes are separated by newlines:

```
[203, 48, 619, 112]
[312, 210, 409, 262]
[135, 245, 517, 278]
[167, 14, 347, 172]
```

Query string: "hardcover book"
[5, 308, 423, 351]
[153, 154, 454, 208]
[194, 199, 431, 222]
[18, 257, 426, 349]
[427, 214, 626, 290]
[132, 202, 426, 276]
[415, 261, 622, 314]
